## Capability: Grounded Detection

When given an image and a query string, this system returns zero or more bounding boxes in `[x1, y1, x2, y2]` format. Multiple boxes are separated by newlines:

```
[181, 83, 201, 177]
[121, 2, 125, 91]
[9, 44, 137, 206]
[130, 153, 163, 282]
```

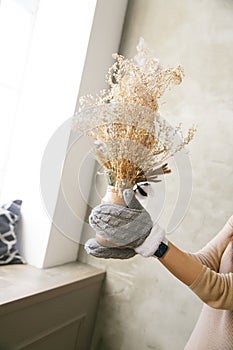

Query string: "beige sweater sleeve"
[187, 217, 233, 310]
[189, 265, 233, 310]
[189, 242, 220, 271]
[190, 218, 233, 271]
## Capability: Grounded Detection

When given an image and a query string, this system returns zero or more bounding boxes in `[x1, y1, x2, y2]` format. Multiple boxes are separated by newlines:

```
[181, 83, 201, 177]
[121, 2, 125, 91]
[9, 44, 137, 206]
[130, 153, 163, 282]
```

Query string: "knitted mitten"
[85, 189, 166, 259]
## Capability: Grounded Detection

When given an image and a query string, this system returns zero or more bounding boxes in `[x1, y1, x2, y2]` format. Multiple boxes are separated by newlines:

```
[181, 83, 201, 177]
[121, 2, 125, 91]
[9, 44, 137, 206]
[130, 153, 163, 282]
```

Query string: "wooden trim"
[0, 262, 105, 316]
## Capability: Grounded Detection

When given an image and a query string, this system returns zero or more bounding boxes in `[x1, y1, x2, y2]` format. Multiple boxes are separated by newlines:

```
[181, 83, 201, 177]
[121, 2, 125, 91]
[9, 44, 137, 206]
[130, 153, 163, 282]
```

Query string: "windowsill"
[0, 262, 105, 315]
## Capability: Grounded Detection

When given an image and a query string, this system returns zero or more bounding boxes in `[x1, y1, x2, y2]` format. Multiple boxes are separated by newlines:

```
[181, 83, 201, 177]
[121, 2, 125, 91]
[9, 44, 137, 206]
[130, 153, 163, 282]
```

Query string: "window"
[0, 0, 39, 195]
[0, 0, 128, 268]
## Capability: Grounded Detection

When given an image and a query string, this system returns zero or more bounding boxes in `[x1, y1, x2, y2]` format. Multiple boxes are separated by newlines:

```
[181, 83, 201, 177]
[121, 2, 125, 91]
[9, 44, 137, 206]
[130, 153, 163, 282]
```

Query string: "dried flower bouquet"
[73, 38, 196, 199]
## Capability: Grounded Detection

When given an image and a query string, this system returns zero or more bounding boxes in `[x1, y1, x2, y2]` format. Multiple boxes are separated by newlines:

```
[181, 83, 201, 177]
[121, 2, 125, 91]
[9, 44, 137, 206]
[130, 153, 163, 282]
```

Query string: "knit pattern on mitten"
[89, 189, 153, 247]
[84, 238, 136, 259]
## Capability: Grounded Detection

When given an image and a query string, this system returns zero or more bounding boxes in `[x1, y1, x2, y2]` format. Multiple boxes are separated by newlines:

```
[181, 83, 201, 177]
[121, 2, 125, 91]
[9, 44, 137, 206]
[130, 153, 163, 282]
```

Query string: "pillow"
[0, 200, 25, 265]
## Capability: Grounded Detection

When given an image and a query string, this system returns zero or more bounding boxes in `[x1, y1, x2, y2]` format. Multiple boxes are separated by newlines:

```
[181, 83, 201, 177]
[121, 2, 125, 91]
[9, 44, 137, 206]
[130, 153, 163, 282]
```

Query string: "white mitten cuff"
[135, 222, 166, 257]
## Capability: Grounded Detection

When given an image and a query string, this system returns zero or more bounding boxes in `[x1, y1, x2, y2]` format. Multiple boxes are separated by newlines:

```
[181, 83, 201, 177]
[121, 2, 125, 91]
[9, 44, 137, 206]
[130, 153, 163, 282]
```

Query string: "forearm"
[155, 216, 233, 284]
[154, 241, 233, 309]
[154, 241, 203, 286]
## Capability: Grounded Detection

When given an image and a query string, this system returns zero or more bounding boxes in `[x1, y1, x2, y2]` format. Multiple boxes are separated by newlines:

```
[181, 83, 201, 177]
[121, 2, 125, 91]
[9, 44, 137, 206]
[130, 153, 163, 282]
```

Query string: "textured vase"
[101, 185, 126, 206]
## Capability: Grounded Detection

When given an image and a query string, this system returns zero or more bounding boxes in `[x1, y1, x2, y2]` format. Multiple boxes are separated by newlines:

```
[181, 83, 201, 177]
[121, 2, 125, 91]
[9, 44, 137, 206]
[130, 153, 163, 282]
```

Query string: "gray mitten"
[85, 189, 166, 259]
[89, 189, 153, 247]
[84, 238, 136, 259]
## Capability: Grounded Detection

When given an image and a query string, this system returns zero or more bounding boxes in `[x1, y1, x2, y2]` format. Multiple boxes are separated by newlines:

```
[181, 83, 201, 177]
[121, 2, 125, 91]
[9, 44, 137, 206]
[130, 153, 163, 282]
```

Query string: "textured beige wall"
[79, 1, 233, 349]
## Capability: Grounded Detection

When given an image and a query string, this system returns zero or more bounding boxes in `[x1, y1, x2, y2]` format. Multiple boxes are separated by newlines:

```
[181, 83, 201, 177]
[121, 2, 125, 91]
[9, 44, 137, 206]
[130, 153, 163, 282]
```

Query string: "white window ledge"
[0, 263, 105, 315]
